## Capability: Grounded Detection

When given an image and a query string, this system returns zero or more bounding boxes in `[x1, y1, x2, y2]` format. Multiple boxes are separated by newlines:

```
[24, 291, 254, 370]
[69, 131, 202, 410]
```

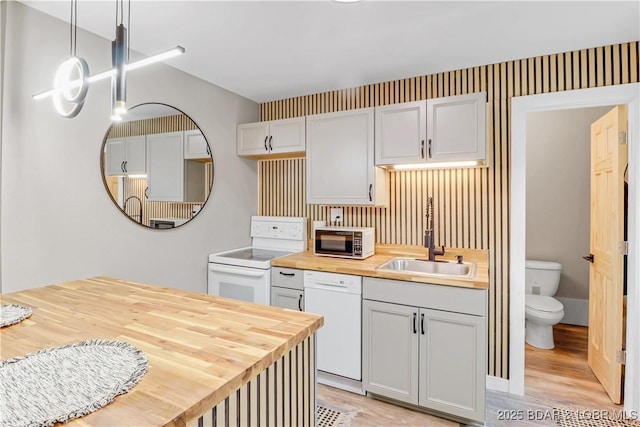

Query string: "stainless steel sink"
[376, 257, 476, 278]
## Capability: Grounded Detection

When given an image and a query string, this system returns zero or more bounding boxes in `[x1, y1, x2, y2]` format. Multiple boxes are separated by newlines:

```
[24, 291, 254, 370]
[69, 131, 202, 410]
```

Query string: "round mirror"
[100, 103, 213, 229]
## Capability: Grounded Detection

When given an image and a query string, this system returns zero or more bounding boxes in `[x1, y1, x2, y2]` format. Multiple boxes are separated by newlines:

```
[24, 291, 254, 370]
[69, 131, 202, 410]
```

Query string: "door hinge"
[616, 350, 626, 365]
[619, 131, 628, 145]
[619, 241, 629, 255]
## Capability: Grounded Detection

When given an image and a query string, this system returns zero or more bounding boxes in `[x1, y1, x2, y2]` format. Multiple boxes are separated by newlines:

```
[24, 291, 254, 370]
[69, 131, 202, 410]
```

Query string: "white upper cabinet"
[105, 136, 146, 176]
[183, 129, 210, 160]
[427, 92, 486, 163]
[375, 92, 487, 166]
[147, 131, 206, 203]
[306, 107, 387, 206]
[375, 100, 427, 165]
[237, 117, 305, 158]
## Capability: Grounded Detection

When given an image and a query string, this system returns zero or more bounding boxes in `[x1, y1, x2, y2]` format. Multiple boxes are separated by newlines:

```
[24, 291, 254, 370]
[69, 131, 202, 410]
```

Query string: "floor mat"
[317, 403, 357, 427]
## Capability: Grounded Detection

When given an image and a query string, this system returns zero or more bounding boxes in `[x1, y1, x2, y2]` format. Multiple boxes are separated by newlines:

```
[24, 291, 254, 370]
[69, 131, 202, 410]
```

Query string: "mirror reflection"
[101, 103, 213, 228]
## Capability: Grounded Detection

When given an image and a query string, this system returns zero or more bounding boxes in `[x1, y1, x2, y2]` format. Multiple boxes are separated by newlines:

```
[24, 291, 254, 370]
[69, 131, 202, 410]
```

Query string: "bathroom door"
[587, 105, 627, 404]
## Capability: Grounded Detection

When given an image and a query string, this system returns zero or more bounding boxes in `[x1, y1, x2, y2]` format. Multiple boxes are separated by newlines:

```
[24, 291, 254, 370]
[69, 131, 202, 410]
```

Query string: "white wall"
[525, 106, 611, 300]
[1, 2, 259, 293]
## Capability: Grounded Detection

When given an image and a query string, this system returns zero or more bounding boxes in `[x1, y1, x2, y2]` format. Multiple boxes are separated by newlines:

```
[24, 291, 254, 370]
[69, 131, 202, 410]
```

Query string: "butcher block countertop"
[0, 277, 323, 426]
[271, 244, 489, 290]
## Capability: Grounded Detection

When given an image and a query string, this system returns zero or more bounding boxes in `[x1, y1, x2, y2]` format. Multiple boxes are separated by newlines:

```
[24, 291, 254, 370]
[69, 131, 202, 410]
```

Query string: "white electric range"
[207, 216, 307, 305]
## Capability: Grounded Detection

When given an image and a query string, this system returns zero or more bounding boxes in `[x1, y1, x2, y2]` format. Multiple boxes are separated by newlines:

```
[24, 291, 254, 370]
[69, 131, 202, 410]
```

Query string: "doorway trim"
[511, 83, 640, 413]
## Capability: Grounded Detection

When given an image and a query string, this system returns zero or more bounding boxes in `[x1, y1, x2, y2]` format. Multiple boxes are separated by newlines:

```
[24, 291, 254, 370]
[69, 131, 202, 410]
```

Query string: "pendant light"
[50, 0, 89, 118]
[33, 0, 185, 120]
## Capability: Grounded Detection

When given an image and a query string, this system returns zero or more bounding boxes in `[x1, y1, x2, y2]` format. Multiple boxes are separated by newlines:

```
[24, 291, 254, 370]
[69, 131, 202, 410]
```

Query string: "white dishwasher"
[304, 270, 363, 394]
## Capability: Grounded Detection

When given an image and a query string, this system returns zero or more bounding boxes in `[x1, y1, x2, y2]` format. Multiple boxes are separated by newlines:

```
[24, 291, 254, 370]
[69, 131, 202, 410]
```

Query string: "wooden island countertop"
[271, 244, 490, 290]
[0, 277, 323, 426]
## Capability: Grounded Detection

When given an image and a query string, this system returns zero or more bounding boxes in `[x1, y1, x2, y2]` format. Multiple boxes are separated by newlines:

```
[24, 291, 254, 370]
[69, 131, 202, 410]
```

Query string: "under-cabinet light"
[392, 160, 483, 170]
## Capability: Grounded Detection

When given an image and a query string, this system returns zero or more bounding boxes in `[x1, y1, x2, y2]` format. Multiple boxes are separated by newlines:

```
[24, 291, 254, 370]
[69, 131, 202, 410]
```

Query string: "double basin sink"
[376, 257, 476, 279]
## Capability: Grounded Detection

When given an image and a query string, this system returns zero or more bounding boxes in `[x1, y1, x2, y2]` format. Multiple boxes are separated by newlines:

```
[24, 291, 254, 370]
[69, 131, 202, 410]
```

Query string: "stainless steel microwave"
[314, 226, 375, 259]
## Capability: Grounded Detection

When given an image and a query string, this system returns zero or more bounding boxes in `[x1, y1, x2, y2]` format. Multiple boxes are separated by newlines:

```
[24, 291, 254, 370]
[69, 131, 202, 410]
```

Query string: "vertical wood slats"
[107, 114, 211, 227]
[188, 336, 315, 427]
[257, 42, 639, 379]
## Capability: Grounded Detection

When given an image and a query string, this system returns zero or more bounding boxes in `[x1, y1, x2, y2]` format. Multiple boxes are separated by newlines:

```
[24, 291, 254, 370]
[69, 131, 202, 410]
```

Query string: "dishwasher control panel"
[303, 271, 362, 291]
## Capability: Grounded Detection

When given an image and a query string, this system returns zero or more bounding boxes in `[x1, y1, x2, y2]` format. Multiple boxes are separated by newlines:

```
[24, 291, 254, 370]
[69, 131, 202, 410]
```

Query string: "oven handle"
[208, 264, 268, 278]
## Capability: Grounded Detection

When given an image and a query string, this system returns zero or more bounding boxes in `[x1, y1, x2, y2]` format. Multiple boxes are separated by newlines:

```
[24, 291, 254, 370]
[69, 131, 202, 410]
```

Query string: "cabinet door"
[269, 117, 305, 155]
[363, 300, 419, 404]
[426, 92, 486, 163]
[105, 138, 127, 176]
[124, 136, 146, 175]
[146, 131, 184, 202]
[237, 122, 269, 157]
[375, 100, 427, 165]
[307, 108, 384, 205]
[184, 130, 210, 160]
[418, 308, 486, 422]
[270, 286, 304, 311]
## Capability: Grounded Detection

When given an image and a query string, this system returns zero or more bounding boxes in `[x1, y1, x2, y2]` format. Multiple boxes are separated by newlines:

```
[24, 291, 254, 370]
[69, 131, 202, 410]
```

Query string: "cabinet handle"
[144, 187, 148, 199]
[120, 161, 125, 173]
[298, 294, 303, 311]
[421, 313, 425, 335]
[428, 139, 432, 158]
[268, 135, 273, 151]
[206, 144, 211, 156]
[279, 272, 295, 277]
[421, 139, 425, 159]
[264, 136, 268, 151]
[123, 160, 128, 173]
[368, 184, 373, 202]
[412, 312, 417, 334]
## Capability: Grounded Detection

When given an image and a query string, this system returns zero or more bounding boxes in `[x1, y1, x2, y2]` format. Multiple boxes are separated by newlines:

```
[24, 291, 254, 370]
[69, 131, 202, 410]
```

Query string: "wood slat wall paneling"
[257, 42, 639, 379]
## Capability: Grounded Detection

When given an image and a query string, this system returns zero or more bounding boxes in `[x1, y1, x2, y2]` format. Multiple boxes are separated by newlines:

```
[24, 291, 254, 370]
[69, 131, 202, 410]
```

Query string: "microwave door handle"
[208, 264, 267, 278]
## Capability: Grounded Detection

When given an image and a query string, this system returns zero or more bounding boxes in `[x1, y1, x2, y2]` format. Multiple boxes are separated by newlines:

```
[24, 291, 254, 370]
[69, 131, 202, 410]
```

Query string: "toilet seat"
[525, 295, 563, 313]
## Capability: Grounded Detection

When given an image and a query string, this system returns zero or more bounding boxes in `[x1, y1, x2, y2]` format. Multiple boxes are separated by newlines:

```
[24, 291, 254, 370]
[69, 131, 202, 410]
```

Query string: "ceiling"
[20, 1, 640, 103]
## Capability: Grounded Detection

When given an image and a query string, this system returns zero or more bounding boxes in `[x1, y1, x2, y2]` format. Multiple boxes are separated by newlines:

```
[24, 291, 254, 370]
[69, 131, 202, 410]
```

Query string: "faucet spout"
[124, 195, 144, 225]
[424, 196, 445, 261]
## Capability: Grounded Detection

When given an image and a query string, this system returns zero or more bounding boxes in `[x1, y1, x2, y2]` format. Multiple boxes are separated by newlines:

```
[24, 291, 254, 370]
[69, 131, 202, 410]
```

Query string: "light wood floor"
[318, 324, 625, 426]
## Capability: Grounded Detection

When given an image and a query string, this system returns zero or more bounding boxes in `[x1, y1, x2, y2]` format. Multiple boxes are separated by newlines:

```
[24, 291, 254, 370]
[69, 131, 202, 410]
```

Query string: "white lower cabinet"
[270, 267, 304, 311]
[363, 277, 486, 423]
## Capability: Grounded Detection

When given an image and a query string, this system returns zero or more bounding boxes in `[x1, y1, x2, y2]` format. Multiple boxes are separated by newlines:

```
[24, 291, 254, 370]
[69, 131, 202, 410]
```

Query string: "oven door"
[207, 263, 270, 305]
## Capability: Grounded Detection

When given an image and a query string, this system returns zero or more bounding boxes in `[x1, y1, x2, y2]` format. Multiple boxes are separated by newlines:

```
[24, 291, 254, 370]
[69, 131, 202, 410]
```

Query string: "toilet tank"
[525, 260, 562, 296]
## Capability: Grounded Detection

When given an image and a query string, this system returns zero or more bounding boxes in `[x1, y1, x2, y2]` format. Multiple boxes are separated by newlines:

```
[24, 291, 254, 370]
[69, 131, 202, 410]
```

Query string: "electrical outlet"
[330, 207, 343, 223]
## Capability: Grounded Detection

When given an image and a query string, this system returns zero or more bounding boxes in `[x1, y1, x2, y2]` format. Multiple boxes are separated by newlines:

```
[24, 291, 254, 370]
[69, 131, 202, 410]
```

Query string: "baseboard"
[486, 375, 509, 393]
[556, 297, 589, 326]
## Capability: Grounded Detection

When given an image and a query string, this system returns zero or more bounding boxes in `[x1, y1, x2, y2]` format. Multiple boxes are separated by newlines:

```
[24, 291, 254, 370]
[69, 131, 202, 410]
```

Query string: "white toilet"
[525, 260, 565, 349]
